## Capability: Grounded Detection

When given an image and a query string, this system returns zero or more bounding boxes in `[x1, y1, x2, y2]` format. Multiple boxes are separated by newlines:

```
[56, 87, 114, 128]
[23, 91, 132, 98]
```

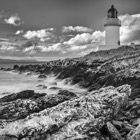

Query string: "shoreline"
[0, 68, 87, 98]
[1, 47, 140, 139]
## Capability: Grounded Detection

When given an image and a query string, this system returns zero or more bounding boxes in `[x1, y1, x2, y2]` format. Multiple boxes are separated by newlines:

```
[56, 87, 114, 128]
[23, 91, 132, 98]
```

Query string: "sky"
[0, 0, 140, 61]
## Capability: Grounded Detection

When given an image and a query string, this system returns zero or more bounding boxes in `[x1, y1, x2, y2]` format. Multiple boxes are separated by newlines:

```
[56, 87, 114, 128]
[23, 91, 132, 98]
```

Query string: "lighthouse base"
[98, 45, 121, 51]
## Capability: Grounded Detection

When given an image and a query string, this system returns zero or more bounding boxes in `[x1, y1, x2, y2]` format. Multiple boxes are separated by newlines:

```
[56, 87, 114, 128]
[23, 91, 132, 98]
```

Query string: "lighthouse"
[99, 5, 121, 50]
[104, 5, 121, 45]
[104, 5, 121, 46]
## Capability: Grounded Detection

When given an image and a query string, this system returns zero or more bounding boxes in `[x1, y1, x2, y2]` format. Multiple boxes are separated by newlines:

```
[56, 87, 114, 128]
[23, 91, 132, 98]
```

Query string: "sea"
[0, 62, 47, 69]
[0, 62, 87, 97]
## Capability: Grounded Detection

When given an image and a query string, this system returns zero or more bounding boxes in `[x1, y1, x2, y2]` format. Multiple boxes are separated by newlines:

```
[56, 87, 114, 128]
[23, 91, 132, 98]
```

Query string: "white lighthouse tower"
[99, 5, 121, 50]
[105, 5, 121, 46]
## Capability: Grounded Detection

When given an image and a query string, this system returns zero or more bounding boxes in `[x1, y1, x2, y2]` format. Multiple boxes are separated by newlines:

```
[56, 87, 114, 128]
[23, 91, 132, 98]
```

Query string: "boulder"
[26, 72, 32, 75]
[127, 124, 140, 140]
[107, 122, 123, 140]
[0, 90, 45, 103]
[50, 82, 57, 85]
[58, 90, 77, 98]
[38, 74, 47, 79]
[13, 65, 19, 70]
[132, 118, 140, 126]
[37, 84, 47, 89]
[49, 87, 62, 90]
[123, 121, 135, 133]
[64, 78, 72, 85]
[112, 120, 123, 130]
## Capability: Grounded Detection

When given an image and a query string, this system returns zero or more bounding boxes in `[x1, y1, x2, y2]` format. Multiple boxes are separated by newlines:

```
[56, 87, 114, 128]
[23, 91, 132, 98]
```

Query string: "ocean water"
[0, 62, 47, 69]
[0, 70, 87, 98]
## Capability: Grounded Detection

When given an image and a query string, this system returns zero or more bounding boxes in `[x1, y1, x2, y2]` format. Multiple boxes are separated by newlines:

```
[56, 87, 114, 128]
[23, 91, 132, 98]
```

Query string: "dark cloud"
[21, 40, 38, 48]
[0, 0, 139, 31]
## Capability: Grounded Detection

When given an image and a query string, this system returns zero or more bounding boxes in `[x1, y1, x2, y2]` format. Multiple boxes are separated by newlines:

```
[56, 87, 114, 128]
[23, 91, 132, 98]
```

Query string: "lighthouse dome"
[107, 5, 118, 18]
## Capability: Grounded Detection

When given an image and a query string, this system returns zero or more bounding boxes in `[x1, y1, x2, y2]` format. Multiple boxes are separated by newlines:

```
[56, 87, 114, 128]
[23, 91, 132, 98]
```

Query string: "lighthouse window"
[108, 12, 112, 18]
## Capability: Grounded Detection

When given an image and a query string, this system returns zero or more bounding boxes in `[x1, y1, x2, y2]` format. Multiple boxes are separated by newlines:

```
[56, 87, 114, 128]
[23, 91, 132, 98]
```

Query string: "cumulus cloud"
[62, 26, 93, 33]
[0, 41, 18, 53]
[64, 31, 105, 46]
[24, 29, 49, 39]
[15, 29, 24, 35]
[4, 14, 22, 26]
[0, 28, 104, 58]
[54, 31, 104, 53]
[27, 31, 104, 54]
[23, 28, 55, 42]
[23, 46, 35, 53]
[41, 43, 62, 52]
[119, 14, 140, 44]
[28, 31, 104, 54]
[22, 43, 64, 54]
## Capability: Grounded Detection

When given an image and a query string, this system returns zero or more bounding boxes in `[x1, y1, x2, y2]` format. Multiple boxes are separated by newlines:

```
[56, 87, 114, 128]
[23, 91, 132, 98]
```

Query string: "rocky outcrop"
[0, 85, 132, 140]
[37, 84, 47, 89]
[38, 74, 47, 79]
[4, 46, 140, 139]
[0, 90, 45, 103]
[50, 82, 57, 85]
[49, 87, 62, 90]
[0, 90, 77, 123]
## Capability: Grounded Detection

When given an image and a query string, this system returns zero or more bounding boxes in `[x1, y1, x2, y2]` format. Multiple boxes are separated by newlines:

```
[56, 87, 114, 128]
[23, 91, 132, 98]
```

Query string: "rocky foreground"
[0, 84, 140, 140]
[1, 46, 140, 139]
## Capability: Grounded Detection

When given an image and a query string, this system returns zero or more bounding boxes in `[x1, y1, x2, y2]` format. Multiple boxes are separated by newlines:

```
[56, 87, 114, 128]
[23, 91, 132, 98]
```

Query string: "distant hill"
[0, 58, 38, 63]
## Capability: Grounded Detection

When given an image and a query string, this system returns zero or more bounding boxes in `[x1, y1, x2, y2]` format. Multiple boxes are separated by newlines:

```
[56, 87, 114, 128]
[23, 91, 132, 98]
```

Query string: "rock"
[64, 78, 72, 85]
[38, 74, 47, 79]
[0, 89, 76, 122]
[4, 68, 12, 71]
[107, 122, 123, 140]
[37, 84, 47, 89]
[2, 92, 10, 95]
[124, 99, 140, 120]
[0, 67, 4, 70]
[0, 85, 131, 139]
[49, 87, 62, 90]
[13, 65, 19, 70]
[127, 124, 140, 140]
[58, 90, 77, 98]
[0, 90, 45, 103]
[37, 79, 44, 82]
[123, 121, 135, 133]
[117, 84, 131, 97]
[26, 72, 32, 75]
[19, 71, 24, 74]
[50, 82, 57, 85]
[0, 136, 17, 140]
[112, 120, 123, 130]
[132, 118, 140, 126]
